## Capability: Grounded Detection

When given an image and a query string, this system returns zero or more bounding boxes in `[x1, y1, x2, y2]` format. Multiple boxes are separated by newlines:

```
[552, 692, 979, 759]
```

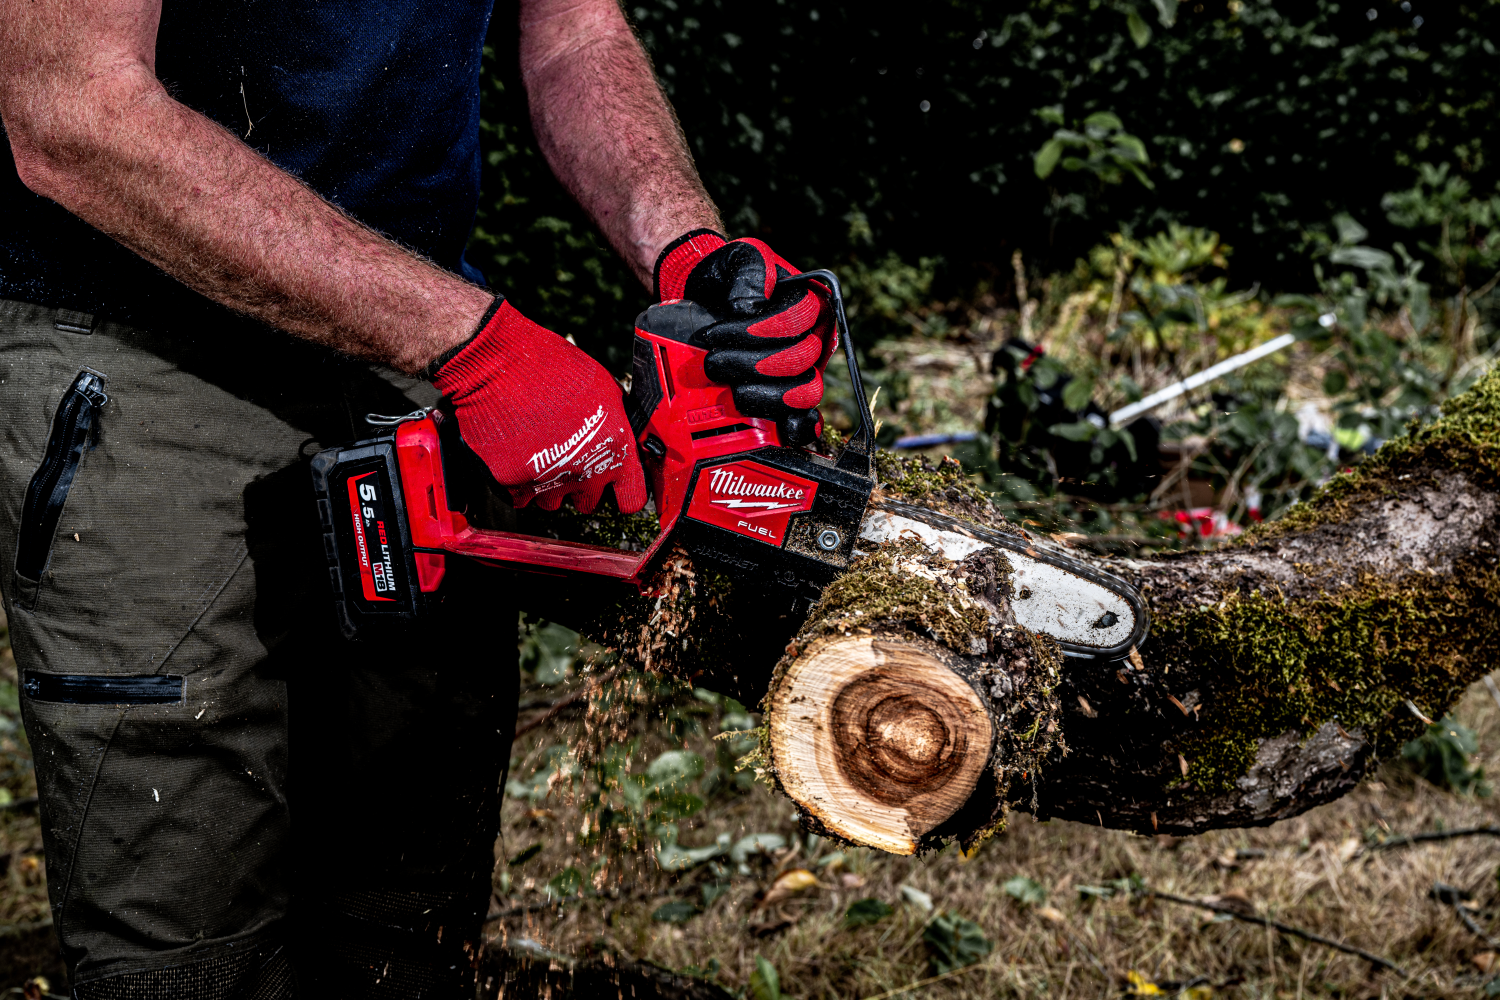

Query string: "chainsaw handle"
[778, 269, 874, 472]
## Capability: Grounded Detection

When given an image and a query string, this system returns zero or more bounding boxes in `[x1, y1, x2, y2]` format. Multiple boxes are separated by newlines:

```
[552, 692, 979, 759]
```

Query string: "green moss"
[789, 538, 994, 655]
[1160, 564, 1500, 792]
[1250, 366, 1500, 542]
[876, 451, 994, 509]
[1163, 368, 1500, 792]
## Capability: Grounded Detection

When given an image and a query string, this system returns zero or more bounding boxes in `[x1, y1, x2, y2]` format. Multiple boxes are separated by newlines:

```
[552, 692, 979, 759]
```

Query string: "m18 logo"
[685, 460, 818, 546]
[347, 471, 399, 602]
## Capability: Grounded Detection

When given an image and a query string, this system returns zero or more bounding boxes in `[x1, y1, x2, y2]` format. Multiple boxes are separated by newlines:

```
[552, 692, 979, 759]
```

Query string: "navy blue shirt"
[0, 0, 494, 325]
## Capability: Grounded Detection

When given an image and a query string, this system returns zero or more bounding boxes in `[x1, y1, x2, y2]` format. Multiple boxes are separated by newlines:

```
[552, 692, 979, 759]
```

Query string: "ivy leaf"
[651, 900, 700, 923]
[544, 866, 583, 900]
[1034, 137, 1066, 179]
[748, 956, 781, 1000]
[923, 911, 994, 974]
[1003, 875, 1048, 906]
[1061, 374, 1096, 412]
[507, 843, 543, 867]
[645, 750, 704, 793]
[1049, 420, 1098, 442]
[844, 897, 895, 929]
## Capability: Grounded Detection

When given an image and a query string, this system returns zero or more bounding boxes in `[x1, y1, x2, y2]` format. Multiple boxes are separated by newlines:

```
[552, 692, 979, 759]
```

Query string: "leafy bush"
[1402, 714, 1490, 796]
[471, 3, 1500, 370]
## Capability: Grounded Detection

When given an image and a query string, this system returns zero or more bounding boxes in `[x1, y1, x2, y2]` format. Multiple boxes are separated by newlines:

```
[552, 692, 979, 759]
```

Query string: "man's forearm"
[520, 0, 723, 286]
[2, 58, 488, 373]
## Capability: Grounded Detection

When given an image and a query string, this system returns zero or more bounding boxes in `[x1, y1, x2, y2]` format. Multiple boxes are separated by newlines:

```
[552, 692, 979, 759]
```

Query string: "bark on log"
[762, 369, 1500, 852]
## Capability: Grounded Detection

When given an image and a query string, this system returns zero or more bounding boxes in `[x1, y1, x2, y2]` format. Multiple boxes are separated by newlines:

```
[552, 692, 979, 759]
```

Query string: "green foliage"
[843, 897, 895, 929]
[545, 866, 584, 900]
[507, 843, 543, 867]
[504, 744, 576, 804]
[1002, 875, 1047, 906]
[923, 911, 994, 974]
[518, 618, 579, 686]
[652, 900, 701, 923]
[1034, 108, 1154, 190]
[616, 0, 1500, 290]
[1402, 715, 1491, 796]
[748, 956, 781, 1000]
[1383, 162, 1500, 290]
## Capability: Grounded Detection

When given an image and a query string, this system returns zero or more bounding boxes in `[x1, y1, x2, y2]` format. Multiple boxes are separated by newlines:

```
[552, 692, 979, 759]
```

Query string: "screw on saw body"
[816, 528, 842, 552]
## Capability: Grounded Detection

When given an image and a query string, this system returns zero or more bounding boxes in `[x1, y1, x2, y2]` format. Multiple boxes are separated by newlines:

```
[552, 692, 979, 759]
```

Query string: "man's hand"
[654, 231, 836, 445]
[431, 301, 647, 514]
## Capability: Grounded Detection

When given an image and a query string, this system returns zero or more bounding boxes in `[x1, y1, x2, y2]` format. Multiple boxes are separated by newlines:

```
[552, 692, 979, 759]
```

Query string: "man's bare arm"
[0, 0, 719, 373]
[520, 0, 723, 287]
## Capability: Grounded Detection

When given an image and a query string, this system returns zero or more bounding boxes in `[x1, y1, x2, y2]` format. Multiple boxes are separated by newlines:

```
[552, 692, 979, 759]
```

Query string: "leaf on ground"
[900, 885, 935, 913]
[923, 911, 993, 974]
[645, 749, 705, 792]
[759, 868, 818, 908]
[1003, 875, 1047, 906]
[844, 897, 894, 929]
[730, 833, 786, 865]
[651, 900, 700, 923]
[507, 843, 543, 867]
[748, 955, 781, 1000]
[656, 832, 731, 872]
[1127, 970, 1164, 996]
[1037, 905, 1066, 924]
[544, 866, 583, 900]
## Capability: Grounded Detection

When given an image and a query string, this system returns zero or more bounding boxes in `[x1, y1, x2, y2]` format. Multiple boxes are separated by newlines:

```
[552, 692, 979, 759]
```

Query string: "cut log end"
[766, 635, 993, 855]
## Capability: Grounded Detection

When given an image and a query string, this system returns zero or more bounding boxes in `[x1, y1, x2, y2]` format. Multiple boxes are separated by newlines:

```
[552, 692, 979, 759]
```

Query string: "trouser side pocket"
[13, 368, 108, 610]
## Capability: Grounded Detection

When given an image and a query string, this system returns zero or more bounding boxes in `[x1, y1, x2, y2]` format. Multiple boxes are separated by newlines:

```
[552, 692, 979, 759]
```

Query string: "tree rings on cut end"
[766, 636, 993, 854]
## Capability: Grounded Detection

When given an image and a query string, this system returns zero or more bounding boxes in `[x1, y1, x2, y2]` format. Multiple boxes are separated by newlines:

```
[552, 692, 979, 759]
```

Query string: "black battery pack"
[310, 432, 431, 638]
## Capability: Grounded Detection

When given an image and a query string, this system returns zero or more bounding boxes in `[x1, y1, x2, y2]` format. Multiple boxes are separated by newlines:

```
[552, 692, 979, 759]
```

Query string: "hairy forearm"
[520, 0, 722, 286]
[3, 59, 487, 372]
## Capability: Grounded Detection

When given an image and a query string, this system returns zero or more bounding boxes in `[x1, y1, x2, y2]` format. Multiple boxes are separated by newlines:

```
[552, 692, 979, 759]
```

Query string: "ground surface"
[4, 623, 1500, 999]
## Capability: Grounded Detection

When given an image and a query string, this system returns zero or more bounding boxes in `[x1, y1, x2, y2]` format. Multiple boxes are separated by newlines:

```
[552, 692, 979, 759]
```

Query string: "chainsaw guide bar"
[859, 498, 1148, 660]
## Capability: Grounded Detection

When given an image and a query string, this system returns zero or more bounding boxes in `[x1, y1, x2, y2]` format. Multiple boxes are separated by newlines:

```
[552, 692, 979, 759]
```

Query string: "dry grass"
[4, 612, 1500, 998]
[486, 676, 1500, 1000]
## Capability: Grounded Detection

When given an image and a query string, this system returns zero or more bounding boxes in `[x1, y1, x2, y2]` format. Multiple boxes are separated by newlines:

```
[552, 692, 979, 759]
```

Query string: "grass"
[478, 672, 1500, 999]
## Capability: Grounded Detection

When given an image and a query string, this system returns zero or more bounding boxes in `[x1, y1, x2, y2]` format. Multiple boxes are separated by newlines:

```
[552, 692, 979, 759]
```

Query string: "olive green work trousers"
[0, 299, 518, 998]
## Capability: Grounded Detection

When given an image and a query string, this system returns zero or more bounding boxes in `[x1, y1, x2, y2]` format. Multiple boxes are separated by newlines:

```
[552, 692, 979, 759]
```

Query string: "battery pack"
[311, 432, 436, 638]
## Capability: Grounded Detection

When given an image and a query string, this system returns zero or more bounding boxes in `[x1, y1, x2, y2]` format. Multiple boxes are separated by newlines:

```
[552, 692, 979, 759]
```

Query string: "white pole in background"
[1108, 332, 1297, 428]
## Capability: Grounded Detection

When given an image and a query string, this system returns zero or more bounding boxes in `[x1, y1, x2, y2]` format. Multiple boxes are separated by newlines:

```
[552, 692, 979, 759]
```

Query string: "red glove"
[429, 298, 648, 514]
[654, 230, 836, 445]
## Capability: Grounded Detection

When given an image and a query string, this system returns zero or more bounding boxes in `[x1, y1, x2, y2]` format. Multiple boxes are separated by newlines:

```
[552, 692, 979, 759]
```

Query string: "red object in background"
[1160, 506, 1246, 539]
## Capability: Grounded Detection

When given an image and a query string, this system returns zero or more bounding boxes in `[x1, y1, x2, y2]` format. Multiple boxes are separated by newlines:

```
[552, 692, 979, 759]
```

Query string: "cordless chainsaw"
[310, 271, 1147, 659]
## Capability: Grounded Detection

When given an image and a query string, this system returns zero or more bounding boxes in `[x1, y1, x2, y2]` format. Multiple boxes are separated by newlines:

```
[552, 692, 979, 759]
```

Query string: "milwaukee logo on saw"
[687, 460, 818, 545]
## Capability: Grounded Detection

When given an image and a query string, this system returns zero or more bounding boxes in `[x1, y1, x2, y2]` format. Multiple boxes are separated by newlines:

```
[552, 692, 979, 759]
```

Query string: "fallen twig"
[1431, 883, 1500, 950]
[1146, 889, 1407, 977]
[512, 669, 623, 741]
[1371, 825, 1500, 851]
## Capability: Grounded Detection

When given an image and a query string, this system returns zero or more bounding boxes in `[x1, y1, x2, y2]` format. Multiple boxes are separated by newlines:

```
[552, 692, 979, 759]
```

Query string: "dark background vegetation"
[471, 0, 1500, 367]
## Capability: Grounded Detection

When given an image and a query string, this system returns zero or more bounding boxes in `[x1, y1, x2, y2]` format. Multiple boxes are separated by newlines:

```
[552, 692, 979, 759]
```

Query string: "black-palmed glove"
[654, 230, 836, 445]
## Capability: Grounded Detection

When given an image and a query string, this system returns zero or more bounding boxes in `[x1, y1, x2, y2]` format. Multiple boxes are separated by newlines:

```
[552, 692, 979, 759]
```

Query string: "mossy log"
[761, 369, 1500, 853]
[513, 370, 1500, 854]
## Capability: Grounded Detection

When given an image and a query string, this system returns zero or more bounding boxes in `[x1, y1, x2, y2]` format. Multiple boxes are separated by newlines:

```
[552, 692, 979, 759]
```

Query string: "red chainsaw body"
[388, 322, 792, 594]
[310, 270, 875, 638]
